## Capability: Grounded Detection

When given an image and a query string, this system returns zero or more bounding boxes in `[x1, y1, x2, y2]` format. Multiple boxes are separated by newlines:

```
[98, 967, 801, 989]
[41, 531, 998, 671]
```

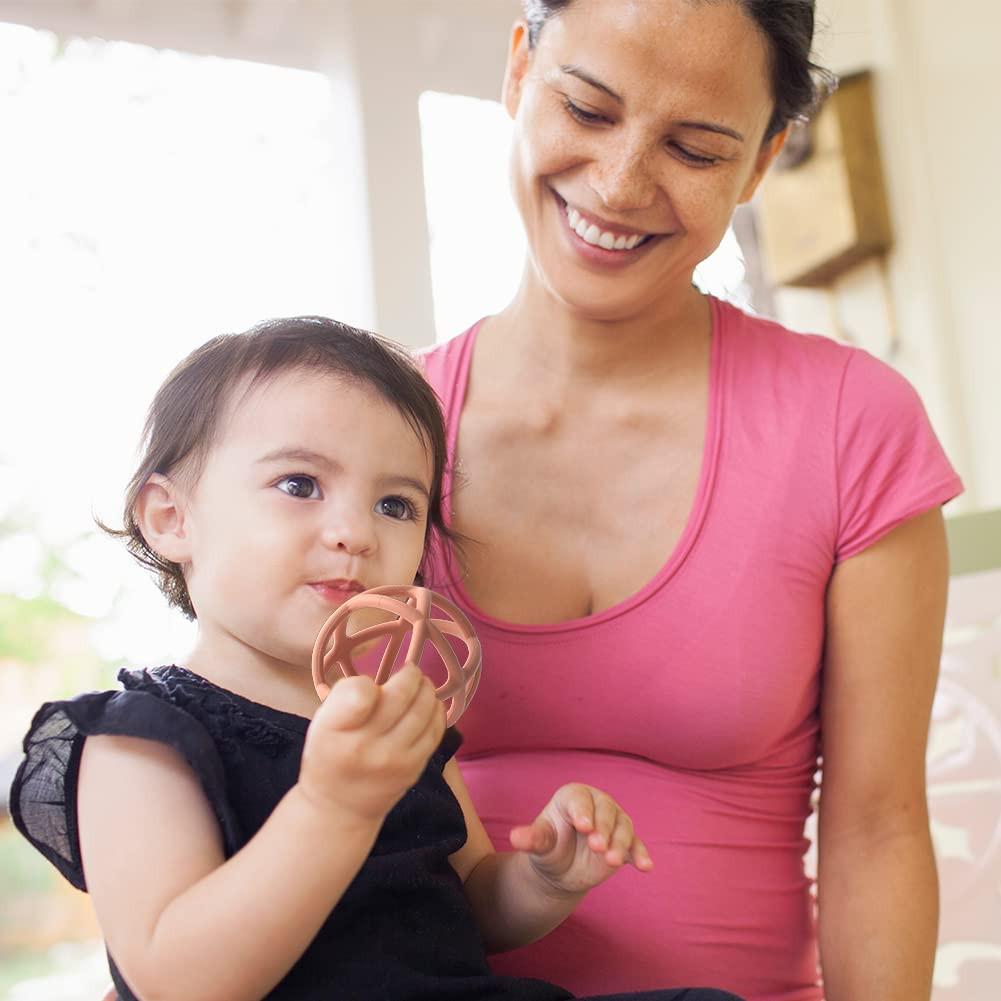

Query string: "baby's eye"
[276, 475, 321, 499]
[376, 496, 415, 520]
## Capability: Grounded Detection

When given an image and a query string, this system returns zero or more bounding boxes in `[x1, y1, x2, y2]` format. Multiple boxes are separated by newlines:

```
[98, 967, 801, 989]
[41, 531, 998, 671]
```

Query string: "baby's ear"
[134, 474, 192, 564]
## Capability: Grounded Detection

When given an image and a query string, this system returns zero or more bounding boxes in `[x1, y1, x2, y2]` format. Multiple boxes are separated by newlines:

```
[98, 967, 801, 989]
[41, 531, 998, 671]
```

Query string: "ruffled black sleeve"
[9, 682, 241, 891]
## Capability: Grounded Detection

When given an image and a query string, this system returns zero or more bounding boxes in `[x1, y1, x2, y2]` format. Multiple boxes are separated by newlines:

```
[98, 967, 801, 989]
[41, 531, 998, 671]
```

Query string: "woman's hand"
[509, 783, 653, 895]
[298, 663, 446, 825]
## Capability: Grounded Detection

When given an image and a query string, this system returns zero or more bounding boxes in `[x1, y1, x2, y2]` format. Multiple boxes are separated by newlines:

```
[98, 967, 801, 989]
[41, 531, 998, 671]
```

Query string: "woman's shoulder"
[714, 297, 962, 559]
[415, 319, 484, 397]
[714, 296, 918, 405]
[716, 297, 853, 368]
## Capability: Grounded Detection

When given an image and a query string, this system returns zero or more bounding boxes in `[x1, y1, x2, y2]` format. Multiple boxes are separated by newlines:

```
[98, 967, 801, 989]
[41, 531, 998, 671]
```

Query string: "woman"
[420, 2, 961, 1000]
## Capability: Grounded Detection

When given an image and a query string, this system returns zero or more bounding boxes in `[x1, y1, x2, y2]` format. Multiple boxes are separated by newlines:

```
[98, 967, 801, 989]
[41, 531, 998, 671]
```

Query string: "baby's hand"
[509, 784, 653, 895]
[298, 664, 446, 824]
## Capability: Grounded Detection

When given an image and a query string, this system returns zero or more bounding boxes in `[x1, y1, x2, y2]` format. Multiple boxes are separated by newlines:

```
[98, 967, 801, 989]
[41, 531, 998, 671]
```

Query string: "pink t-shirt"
[420, 298, 963, 1001]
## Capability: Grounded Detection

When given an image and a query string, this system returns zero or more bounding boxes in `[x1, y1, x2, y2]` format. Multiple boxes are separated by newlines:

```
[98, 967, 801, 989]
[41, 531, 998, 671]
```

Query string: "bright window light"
[0, 22, 366, 668]
[419, 91, 524, 342]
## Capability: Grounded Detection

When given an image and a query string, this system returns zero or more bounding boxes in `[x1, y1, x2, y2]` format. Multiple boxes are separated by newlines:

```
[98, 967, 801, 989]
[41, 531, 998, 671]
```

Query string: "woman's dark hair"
[106, 316, 456, 619]
[521, 0, 837, 140]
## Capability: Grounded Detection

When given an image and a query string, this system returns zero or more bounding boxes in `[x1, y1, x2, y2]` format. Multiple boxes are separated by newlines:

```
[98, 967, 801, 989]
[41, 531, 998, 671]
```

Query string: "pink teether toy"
[311, 584, 482, 726]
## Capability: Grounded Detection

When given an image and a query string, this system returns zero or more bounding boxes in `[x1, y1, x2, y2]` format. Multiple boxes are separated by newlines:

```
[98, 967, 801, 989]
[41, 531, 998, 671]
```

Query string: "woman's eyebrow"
[560, 64, 622, 103]
[559, 64, 745, 142]
[677, 120, 745, 142]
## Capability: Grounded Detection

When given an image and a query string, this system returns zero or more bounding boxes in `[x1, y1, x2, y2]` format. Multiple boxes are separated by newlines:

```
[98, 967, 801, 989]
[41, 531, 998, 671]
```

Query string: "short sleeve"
[9, 687, 240, 891]
[437, 724, 462, 764]
[835, 349, 963, 562]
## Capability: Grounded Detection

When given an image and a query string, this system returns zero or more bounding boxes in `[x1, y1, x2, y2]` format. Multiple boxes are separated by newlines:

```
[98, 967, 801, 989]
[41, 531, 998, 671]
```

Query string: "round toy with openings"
[311, 584, 482, 726]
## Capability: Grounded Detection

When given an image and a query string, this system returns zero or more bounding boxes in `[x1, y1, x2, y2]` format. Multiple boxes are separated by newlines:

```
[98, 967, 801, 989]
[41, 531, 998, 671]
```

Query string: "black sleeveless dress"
[9, 666, 742, 1001]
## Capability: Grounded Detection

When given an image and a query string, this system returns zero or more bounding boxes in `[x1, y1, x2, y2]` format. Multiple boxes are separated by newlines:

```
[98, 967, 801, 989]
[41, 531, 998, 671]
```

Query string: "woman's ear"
[502, 21, 531, 119]
[134, 473, 192, 565]
[738, 127, 790, 205]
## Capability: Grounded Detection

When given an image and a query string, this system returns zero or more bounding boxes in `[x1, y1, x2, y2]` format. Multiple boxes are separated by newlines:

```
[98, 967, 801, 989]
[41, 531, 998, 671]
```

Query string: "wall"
[776, 0, 999, 512]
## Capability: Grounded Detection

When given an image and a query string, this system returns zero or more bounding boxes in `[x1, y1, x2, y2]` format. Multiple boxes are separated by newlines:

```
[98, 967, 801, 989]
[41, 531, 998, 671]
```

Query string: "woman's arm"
[445, 760, 652, 952]
[78, 666, 444, 1001]
[817, 507, 946, 1001]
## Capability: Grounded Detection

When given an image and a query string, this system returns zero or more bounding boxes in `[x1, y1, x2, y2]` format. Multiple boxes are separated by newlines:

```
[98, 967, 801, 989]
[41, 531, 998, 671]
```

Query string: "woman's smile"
[552, 190, 661, 268]
[502, 0, 784, 320]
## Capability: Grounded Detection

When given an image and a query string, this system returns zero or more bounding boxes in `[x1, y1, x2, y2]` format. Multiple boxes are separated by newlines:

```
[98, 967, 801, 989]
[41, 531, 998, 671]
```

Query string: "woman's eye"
[669, 142, 719, 167]
[376, 496, 415, 520]
[276, 475, 320, 499]
[563, 98, 607, 125]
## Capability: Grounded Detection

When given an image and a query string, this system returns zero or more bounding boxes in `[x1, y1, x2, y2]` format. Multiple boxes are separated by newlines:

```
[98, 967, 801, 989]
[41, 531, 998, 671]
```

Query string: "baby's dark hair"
[106, 316, 455, 619]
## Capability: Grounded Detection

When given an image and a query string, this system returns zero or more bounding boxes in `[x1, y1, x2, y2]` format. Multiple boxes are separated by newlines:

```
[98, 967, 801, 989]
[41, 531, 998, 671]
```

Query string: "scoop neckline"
[440, 295, 728, 635]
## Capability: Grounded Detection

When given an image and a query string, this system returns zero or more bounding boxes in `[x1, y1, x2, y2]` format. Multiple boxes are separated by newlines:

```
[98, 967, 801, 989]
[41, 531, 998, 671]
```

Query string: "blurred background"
[0, 1, 997, 999]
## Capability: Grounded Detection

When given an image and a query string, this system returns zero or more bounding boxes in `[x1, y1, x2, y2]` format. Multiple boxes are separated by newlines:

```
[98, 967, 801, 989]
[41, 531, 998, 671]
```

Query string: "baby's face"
[177, 369, 433, 674]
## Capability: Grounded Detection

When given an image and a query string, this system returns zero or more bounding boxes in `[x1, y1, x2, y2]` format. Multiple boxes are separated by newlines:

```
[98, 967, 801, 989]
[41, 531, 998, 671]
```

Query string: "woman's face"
[504, 0, 786, 321]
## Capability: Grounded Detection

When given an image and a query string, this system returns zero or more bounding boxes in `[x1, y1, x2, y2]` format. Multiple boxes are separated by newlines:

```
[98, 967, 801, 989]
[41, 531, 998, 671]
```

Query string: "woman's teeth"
[565, 204, 648, 251]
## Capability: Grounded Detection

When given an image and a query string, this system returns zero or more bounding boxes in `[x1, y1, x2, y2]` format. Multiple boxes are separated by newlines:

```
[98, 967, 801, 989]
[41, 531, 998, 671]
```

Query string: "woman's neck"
[481, 271, 711, 395]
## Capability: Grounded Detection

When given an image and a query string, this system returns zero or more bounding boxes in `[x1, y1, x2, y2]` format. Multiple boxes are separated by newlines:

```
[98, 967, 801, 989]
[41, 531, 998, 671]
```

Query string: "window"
[0, 24, 366, 993]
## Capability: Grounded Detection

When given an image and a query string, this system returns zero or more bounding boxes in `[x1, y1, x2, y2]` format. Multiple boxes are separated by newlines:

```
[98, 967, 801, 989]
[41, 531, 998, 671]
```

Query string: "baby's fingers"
[591, 802, 654, 872]
[584, 790, 622, 855]
[554, 783, 599, 835]
[314, 675, 380, 731]
[389, 673, 446, 753]
[624, 833, 654, 872]
[509, 819, 557, 857]
[377, 663, 430, 730]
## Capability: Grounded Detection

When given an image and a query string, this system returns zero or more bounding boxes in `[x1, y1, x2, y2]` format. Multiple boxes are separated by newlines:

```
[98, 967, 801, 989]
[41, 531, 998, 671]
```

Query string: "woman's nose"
[590, 143, 657, 212]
